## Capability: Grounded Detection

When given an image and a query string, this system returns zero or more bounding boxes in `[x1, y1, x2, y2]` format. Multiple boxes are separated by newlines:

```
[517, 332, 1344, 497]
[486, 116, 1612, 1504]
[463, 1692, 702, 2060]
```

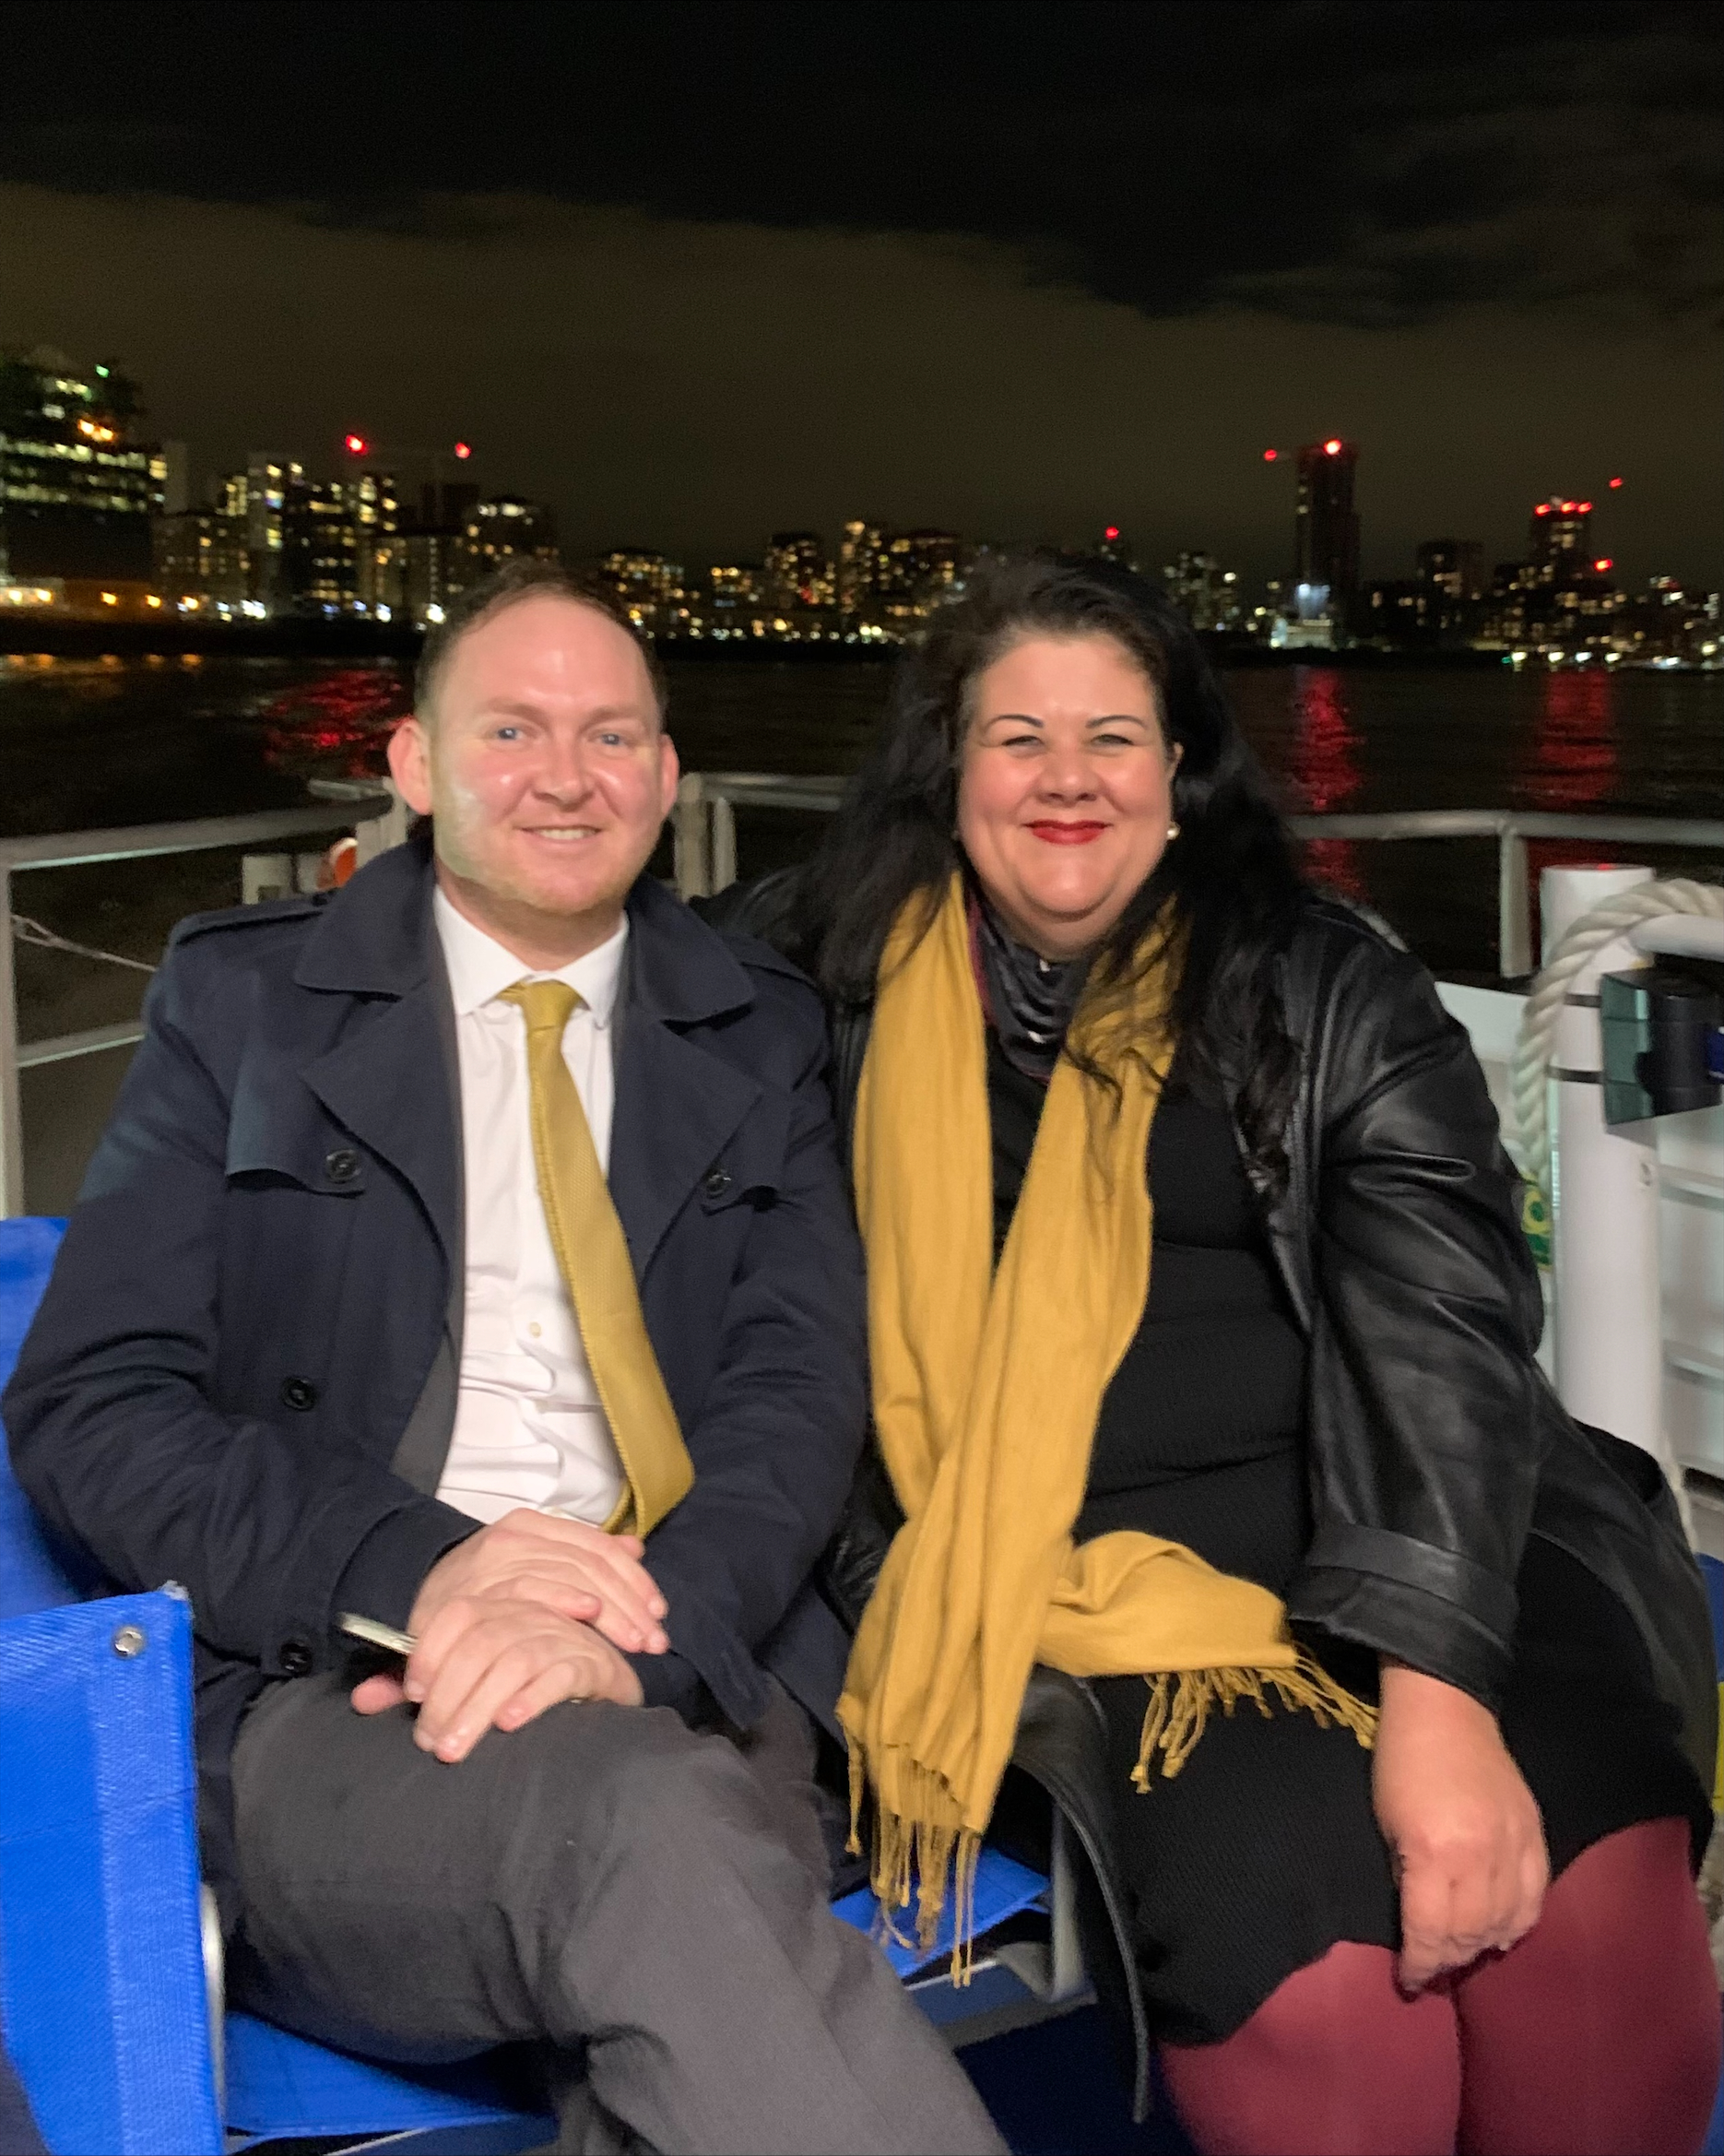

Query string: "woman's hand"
[1372, 1661, 1549, 1993]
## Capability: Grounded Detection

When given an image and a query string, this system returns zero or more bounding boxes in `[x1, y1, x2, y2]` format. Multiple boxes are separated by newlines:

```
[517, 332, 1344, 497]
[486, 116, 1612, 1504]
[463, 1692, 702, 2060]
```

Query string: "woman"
[778, 556, 1719, 2156]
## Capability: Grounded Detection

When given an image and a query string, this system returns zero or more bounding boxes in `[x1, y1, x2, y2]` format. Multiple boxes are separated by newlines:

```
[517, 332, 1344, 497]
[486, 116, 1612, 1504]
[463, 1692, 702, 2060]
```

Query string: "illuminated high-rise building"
[245, 452, 304, 606]
[464, 497, 558, 580]
[877, 529, 961, 622]
[1293, 437, 1360, 610]
[837, 519, 884, 616]
[1528, 496, 1593, 581]
[0, 347, 164, 586]
[282, 477, 358, 612]
[587, 547, 676, 629]
[1163, 550, 1243, 631]
[152, 510, 250, 611]
[1415, 538, 1484, 601]
[350, 468, 401, 616]
[764, 531, 832, 610]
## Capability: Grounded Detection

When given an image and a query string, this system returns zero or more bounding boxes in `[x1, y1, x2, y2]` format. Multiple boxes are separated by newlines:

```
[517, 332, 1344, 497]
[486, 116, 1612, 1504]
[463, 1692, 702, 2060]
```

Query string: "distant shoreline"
[0, 616, 1517, 669]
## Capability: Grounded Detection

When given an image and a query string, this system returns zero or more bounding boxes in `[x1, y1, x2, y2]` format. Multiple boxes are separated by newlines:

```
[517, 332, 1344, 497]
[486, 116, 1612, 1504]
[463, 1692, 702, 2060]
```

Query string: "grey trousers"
[229, 1672, 1004, 2156]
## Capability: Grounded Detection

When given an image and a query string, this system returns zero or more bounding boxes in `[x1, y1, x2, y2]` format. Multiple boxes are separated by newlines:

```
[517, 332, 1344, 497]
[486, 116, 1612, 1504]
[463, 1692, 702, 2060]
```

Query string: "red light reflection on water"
[1519, 668, 1617, 813]
[1517, 668, 1621, 949]
[1287, 667, 1366, 899]
[261, 669, 410, 781]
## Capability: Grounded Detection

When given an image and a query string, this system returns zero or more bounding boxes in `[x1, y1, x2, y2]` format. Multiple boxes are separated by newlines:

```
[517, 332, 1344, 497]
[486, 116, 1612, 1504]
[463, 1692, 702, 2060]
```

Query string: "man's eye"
[493, 725, 521, 741]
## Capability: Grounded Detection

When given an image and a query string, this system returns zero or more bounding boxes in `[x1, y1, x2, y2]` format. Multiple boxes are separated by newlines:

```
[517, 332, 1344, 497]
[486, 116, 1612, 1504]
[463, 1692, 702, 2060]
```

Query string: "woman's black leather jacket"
[714, 877, 1717, 2118]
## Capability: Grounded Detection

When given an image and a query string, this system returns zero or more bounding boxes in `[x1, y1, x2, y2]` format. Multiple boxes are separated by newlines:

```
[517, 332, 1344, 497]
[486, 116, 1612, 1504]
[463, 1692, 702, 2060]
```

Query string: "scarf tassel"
[1132, 1651, 1379, 1791]
[846, 1741, 986, 1983]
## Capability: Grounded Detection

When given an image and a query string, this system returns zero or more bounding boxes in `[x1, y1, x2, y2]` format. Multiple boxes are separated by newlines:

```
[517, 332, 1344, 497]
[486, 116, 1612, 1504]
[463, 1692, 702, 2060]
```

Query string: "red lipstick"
[1027, 820, 1107, 845]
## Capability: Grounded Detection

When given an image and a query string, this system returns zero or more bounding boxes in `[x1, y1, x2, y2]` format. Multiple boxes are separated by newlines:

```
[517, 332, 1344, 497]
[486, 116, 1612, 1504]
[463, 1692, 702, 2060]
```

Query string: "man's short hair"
[414, 559, 668, 727]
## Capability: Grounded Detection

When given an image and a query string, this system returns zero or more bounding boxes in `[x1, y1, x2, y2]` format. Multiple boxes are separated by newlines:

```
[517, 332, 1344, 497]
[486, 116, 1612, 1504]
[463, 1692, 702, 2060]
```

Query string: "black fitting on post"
[1600, 964, 1724, 1125]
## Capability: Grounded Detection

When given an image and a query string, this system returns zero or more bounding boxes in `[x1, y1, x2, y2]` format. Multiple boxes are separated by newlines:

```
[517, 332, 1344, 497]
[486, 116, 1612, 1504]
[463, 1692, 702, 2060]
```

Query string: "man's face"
[389, 595, 679, 949]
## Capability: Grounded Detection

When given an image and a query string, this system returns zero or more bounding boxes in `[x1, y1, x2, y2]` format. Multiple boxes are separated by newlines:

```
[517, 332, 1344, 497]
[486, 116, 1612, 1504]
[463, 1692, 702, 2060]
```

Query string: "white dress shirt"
[431, 887, 629, 1528]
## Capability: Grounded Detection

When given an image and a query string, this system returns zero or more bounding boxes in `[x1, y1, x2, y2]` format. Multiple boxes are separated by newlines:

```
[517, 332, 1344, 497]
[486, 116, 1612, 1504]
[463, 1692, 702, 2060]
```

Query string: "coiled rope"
[1510, 878, 1724, 1202]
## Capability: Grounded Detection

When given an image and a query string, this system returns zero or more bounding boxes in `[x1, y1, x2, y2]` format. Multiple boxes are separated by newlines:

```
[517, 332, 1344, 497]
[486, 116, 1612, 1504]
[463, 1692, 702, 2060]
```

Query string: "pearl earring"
[1166, 821, 1181, 841]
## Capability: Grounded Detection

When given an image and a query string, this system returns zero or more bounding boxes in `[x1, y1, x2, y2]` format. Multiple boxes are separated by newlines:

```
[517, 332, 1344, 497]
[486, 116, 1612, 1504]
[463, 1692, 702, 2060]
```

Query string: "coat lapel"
[293, 838, 464, 1274]
[301, 981, 463, 1270]
[610, 1015, 761, 1280]
[608, 876, 765, 1280]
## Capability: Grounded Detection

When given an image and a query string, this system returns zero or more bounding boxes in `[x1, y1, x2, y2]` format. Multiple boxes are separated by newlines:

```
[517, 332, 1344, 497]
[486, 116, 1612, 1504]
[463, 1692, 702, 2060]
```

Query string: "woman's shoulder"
[1283, 888, 1431, 1004]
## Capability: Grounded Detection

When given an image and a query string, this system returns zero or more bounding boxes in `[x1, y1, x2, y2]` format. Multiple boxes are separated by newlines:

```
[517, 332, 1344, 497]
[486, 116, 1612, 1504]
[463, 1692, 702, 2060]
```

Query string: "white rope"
[12, 913, 158, 975]
[1510, 879, 1724, 1200]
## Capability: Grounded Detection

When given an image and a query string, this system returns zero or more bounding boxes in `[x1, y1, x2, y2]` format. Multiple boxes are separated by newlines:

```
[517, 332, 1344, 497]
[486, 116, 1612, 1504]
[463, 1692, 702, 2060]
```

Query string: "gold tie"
[501, 978, 695, 1535]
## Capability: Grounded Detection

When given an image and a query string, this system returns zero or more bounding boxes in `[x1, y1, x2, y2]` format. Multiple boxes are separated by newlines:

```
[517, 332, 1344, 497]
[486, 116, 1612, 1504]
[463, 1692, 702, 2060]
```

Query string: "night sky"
[4, 1, 1718, 586]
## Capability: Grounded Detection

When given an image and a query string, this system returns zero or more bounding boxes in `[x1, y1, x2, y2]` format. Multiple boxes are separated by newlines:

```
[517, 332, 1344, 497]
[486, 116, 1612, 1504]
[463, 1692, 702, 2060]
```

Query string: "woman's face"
[957, 631, 1181, 960]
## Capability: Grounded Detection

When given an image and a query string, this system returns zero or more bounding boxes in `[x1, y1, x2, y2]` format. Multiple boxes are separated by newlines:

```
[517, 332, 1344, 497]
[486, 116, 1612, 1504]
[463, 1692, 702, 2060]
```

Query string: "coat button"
[325, 1147, 360, 1184]
[703, 1167, 733, 1198]
[280, 1375, 319, 1412]
[278, 1639, 313, 1677]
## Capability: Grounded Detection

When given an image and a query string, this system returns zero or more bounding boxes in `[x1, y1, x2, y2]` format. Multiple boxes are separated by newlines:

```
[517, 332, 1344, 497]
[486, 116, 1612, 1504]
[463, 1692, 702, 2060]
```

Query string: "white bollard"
[1542, 863, 1668, 1464]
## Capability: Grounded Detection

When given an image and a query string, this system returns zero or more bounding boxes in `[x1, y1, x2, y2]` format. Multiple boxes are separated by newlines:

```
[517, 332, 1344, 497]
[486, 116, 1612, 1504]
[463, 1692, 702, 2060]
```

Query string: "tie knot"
[501, 978, 583, 1033]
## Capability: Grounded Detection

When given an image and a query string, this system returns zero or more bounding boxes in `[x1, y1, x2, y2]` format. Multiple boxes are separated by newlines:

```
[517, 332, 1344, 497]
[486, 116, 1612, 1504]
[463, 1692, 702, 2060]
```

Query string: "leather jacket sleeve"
[1282, 922, 1547, 1710]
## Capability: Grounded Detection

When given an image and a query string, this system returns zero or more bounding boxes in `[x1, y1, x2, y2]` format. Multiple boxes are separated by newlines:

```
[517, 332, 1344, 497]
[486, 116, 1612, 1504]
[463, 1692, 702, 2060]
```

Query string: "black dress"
[987, 1033, 1710, 2046]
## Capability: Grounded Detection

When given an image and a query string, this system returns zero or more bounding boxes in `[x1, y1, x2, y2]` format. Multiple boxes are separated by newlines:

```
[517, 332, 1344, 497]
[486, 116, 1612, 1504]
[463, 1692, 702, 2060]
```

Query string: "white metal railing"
[1, 788, 397, 1214]
[9, 772, 1724, 1217]
[671, 771, 1724, 982]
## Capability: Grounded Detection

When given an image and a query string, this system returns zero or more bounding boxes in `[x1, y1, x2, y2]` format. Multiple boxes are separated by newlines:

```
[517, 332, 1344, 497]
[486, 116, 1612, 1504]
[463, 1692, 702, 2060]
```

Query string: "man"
[6, 563, 1002, 2155]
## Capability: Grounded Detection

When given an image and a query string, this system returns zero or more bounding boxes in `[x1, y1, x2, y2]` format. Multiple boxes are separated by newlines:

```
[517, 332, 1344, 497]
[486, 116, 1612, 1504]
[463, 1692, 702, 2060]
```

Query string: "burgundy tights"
[1158, 1819, 1720, 2156]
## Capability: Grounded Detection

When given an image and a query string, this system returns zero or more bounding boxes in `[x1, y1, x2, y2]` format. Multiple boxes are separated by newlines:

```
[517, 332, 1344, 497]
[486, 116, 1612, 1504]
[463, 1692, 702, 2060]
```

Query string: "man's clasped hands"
[349, 1510, 667, 1759]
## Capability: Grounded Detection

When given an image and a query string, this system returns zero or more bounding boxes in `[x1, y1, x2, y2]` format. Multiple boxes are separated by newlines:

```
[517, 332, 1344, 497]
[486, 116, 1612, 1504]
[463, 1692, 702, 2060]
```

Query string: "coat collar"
[293, 829, 758, 1028]
[291, 832, 765, 1284]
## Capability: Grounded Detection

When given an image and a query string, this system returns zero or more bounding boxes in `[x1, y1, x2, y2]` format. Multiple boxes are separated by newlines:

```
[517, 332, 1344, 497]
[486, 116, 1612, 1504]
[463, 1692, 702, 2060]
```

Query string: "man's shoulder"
[627, 879, 827, 1080]
[167, 890, 333, 962]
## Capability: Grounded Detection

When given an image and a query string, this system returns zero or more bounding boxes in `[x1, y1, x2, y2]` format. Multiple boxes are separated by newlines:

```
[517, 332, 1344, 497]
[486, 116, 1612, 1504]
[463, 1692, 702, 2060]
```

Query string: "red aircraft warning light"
[454, 441, 472, 460]
[1594, 558, 1613, 573]
[343, 432, 368, 456]
[1262, 448, 1280, 462]
[1323, 438, 1343, 456]
[1104, 525, 1120, 540]
[1609, 475, 1624, 489]
[1534, 503, 1551, 515]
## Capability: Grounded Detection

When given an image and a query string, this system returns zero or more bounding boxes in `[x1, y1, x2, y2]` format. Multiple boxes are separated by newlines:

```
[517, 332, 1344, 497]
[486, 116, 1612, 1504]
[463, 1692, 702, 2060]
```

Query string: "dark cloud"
[2, 3, 1717, 585]
[3, 1, 1718, 328]
[4, 180, 1718, 588]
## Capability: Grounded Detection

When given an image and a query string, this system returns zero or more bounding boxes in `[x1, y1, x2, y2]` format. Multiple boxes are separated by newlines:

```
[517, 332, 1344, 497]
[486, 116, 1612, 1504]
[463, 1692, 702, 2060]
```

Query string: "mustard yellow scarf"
[837, 876, 1375, 1961]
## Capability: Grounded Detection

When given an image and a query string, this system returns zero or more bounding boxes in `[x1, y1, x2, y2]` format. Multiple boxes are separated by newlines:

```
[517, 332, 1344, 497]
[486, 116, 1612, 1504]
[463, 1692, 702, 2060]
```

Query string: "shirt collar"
[433, 885, 629, 1029]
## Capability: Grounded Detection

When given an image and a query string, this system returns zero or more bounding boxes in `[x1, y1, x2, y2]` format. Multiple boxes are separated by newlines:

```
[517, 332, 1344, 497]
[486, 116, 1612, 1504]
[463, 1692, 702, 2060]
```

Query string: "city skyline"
[0, 3, 1717, 591]
[2, 338, 1716, 667]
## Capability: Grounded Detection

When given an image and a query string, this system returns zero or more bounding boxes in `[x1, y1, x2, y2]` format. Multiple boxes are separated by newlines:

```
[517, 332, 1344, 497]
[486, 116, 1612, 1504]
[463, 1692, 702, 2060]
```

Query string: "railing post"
[674, 773, 712, 899]
[711, 794, 738, 894]
[353, 778, 409, 866]
[1497, 825, 1532, 977]
[0, 868, 23, 1217]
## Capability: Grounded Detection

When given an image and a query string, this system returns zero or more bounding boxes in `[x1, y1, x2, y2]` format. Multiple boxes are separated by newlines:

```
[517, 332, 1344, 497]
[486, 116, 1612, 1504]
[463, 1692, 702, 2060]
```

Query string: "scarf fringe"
[1131, 1650, 1379, 1790]
[845, 1737, 985, 1984]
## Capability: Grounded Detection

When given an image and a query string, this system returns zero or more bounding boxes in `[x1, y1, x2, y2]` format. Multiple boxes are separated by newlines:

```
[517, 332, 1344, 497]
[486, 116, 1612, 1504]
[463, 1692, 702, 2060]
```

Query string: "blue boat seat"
[0, 1214, 1058, 2150]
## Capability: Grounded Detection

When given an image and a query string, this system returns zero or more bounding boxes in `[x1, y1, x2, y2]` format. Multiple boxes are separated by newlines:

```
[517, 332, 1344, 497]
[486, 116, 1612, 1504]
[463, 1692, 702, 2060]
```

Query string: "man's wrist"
[333, 1500, 482, 1638]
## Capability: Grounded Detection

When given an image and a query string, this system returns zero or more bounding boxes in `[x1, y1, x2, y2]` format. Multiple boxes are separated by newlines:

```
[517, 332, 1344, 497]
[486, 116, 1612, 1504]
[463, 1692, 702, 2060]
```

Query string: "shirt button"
[528, 1321, 542, 1338]
[279, 1375, 319, 1412]
[703, 1167, 733, 1199]
[278, 1639, 313, 1677]
[325, 1147, 360, 1184]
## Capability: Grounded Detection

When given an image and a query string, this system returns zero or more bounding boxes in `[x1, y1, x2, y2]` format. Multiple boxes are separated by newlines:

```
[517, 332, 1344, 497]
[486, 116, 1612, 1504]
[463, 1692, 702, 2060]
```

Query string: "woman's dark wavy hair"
[797, 551, 1309, 1197]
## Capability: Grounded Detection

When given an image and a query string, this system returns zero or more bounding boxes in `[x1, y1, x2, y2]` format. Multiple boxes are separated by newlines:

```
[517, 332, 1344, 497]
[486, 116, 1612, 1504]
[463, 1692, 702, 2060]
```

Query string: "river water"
[5, 646, 1723, 1008]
